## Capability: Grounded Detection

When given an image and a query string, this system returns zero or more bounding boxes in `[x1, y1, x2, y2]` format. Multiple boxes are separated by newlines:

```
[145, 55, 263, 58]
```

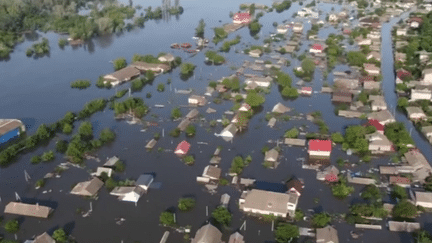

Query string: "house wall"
[423, 73, 432, 84]
[410, 113, 426, 120]
[369, 145, 392, 151]
[242, 207, 287, 218]
[309, 49, 322, 54]
[416, 201, 432, 208]
[411, 91, 432, 101]
[309, 150, 331, 157]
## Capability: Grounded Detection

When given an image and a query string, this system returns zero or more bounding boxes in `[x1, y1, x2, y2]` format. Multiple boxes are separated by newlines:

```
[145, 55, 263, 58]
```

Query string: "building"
[368, 110, 396, 125]
[421, 126, 432, 139]
[228, 232, 245, 243]
[158, 53, 175, 62]
[422, 69, 432, 84]
[366, 132, 393, 153]
[202, 165, 222, 180]
[301, 87, 313, 95]
[286, 178, 304, 196]
[174, 140, 191, 155]
[245, 76, 272, 87]
[363, 63, 380, 76]
[191, 223, 223, 243]
[371, 98, 387, 111]
[396, 28, 408, 36]
[0, 119, 25, 145]
[189, 95, 207, 106]
[316, 165, 339, 182]
[240, 189, 298, 218]
[347, 174, 376, 185]
[238, 103, 251, 112]
[406, 106, 426, 121]
[284, 138, 306, 146]
[366, 119, 385, 134]
[249, 49, 262, 58]
[395, 52, 407, 62]
[293, 22, 304, 33]
[178, 119, 191, 131]
[28, 232, 55, 243]
[103, 66, 141, 86]
[411, 88, 432, 101]
[264, 148, 279, 168]
[332, 91, 352, 103]
[136, 174, 154, 191]
[388, 221, 420, 232]
[316, 226, 339, 243]
[308, 140, 332, 157]
[93, 167, 113, 177]
[110, 186, 145, 203]
[338, 110, 364, 118]
[329, 14, 338, 22]
[404, 150, 431, 171]
[389, 176, 411, 187]
[356, 37, 372, 46]
[70, 177, 104, 196]
[367, 51, 381, 61]
[334, 78, 359, 90]
[103, 156, 119, 167]
[414, 191, 432, 208]
[233, 12, 251, 24]
[220, 124, 238, 138]
[145, 139, 157, 149]
[4, 202, 53, 218]
[277, 25, 288, 34]
[130, 62, 170, 73]
[310, 44, 324, 54]
[268, 117, 277, 128]
[272, 102, 291, 113]
[408, 17, 423, 28]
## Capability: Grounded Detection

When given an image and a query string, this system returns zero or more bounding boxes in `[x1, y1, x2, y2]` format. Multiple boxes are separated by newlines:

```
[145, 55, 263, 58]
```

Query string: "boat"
[170, 43, 180, 49]
[181, 43, 192, 48]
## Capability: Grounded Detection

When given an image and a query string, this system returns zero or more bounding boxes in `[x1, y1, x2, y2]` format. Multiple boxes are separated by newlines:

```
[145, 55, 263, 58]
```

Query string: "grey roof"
[178, 119, 191, 131]
[334, 78, 359, 90]
[379, 166, 399, 175]
[186, 109, 200, 119]
[70, 177, 104, 196]
[368, 110, 395, 123]
[366, 132, 393, 147]
[4, 202, 53, 218]
[363, 81, 380, 90]
[316, 226, 339, 243]
[203, 165, 222, 179]
[284, 138, 306, 146]
[104, 156, 119, 167]
[332, 92, 352, 103]
[191, 223, 222, 243]
[145, 139, 157, 149]
[268, 117, 277, 127]
[136, 174, 154, 187]
[265, 148, 279, 162]
[206, 107, 217, 113]
[415, 191, 432, 203]
[33, 232, 55, 243]
[228, 232, 245, 243]
[240, 178, 256, 186]
[406, 106, 425, 116]
[404, 150, 431, 170]
[210, 156, 221, 164]
[104, 66, 140, 82]
[388, 221, 420, 232]
[272, 103, 291, 113]
[242, 189, 291, 215]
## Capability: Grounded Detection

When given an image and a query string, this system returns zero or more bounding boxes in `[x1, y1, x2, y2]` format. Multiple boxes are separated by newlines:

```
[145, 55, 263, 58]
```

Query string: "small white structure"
[93, 167, 113, 177]
[293, 22, 304, 33]
[110, 186, 145, 203]
[249, 49, 262, 58]
[158, 53, 175, 62]
[396, 28, 408, 36]
[329, 14, 338, 22]
[367, 51, 381, 61]
[238, 103, 251, 112]
[220, 124, 238, 138]
[422, 69, 432, 84]
[245, 76, 272, 88]
[188, 95, 207, 106]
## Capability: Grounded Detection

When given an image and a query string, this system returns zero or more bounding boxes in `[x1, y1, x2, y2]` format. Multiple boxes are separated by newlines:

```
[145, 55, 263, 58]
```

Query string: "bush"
[178, 198, 196, 211]
[62, 123, 73, 134]
[294, 209, 304, 221]
[181, 62, 196, 75]
[183, 155, 195, 165]
[114, 160, 126, 172]
[100, 128, 116, 143]
[205, 51, 225, 64]
[157, 83, 165, 92]
[281, 86, 298, 98]
[392, 185, 408, 200]
[52, 228, 68, 243]
[31, 155, 42, 164]
[284, 127, 299, 138]
[41, 150, 55, 162]
[185, 125, 196, 137]
[35, 178, 46, 188]
[332, 182, 354, 199]
[4, 219, 19, 233]
[171, 107, 182, 119]
[219, 178, 229, 185]
[113, 57, 127, 70]
[392, 200, 417, 218]
[71, 79, 91, 89]
[274, 223, 299, 243]
[331, 132, 344, 143]
[159, 211, 175, 226]
[169, 128, 181, 137]
[56, 140, 68, 153]
[312, 212, 331, 227]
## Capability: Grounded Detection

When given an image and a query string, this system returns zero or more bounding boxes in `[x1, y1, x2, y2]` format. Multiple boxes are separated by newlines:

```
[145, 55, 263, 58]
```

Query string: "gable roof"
[186, 109, 200, 119]
[316, 226, 339, 243]
[136, 174, 154, 187]
[0, 119, 24, 136]
[228, 232, 245, 243]
[388, 221, 420, 232]
[272, 103, 291, 113]
[286, 178, 304, 194]
[265, 148, 279, 161]
[104, 156, 119, 167]
[242, 189, 291, 215]
[415, 191, 432, 203]
[175, 140, 191, 154]
[367, 119, 385, 131]
[311, 43, 324, 51]
[33, 232, 55, 243]
[4, 202, 53, 218]
[191, 223, 222, 243]
[70, 177, 104, 196]
[203, 165, 222, 179]
[308, 140, 332, 152]
[233, 12, 251, 21]
[104, 66, 140, 82]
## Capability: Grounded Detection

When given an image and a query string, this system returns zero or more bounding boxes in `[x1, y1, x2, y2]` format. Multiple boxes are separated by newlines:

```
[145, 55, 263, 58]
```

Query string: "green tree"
[331, 132, 344, 143]
[25, 135, 39, 149]
[56, 140, 68, 153]
[78, 121, 93, 140]
[276, 71, 292, 87]
[274, 223, 299, 243]
[301, 58, 316, 74]
[52, 228, 68, 243]
[114, 160, 126, 172]
[392, 185, 408, 200]
[312, 212, 331, 227]
[185, 125, 196, 137]
[100, 128, 116, 143]
[171, 107, 182, 119]
[332, 183, 354, 199]
[392, 200, 417, 218]
[195, 19, 205, 38]
[159, 211, 175, 226]
[361, 184, 382, 202]
[281, 86, 299, 98]
[157, 83, 165, 92]
[36, 124, 51, 141]
[347, 51, 367, 66]
[113, 57, 127, 70]
[245, 91, 265, 107]
[31, 155, 42, 164]
[4, 219, 19, 233]
[180, 62, 196, 75]
[416, 230, 432, 243]
[212, 206, 232, 226]
[284, 127, 299, 138]
[63, 123, 73, 134]
[41, 150, 55, 162]
[178, 198, 196, 211]
[397, 97, 409, 108]
[183, 155, 195, 165]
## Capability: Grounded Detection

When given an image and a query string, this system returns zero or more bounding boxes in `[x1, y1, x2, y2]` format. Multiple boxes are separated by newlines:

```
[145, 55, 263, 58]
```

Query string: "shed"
[203, 165, 222, 180]
[177, 119, 191, 131]
[186, 109, 200, 119]
[268, 117, 277, 128]
[272, 103, 291, 113]
[191, 223, 222, 243]
[388, 221, 420, 232]
[136, 174, 154, 191]
[284, 138, 306, 146]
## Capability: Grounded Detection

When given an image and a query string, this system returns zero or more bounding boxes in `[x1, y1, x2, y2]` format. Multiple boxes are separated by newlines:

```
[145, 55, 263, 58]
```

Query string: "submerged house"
[130, 62, 170, 73]
[103, 66, 140, 86]
[4, 202, 54, 218]
[70, 177, 104, 197]
[316, 226, 339, 243]
[174, 140, 191, 156]
[220, 124, 238, 138]
[228, 232, 245, 243]
[103, 156, 120, 167]
[264, 148, 280, 168]
[240, 189, 298, 218]
[272, 102, 291, 113]
[368, 110, 395, 125]
[202, 165, 222, 180]
[189, 95, 207, 106]
[25, 232, 55, 243]
[191, 223, 223, 243]
[331, 91, 352, 103]
[308, 140, 332, 157]
[0, 119, 26, 145]
[366, 132, 393, 153]
[110, 186, 145, 203]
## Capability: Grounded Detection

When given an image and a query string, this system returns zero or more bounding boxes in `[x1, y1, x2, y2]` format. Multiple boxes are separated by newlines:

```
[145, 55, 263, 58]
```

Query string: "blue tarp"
[0, 128, 19, 144]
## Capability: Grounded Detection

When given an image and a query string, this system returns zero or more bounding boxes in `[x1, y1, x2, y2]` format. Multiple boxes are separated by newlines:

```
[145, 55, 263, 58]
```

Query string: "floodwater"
[0, 0, 431, 242]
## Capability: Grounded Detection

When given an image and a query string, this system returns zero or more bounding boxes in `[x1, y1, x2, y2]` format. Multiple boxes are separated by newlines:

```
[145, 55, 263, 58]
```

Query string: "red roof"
[325, 174, 339, 182]
[302, 87, 312, 91]
[408, 17, 423, 23]
[367, 119, 384, 131]
[308, 140, 332, 152]
[311, 44, 324, 51]
[175, 140, 190, 155]
[389, 176, 411, 184]
[396, 70, 411, 79]
[233, 13, 251, 21]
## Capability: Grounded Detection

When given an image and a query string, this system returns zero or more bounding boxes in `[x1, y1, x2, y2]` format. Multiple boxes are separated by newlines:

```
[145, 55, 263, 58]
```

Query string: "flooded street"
[1, 0, 432, 242]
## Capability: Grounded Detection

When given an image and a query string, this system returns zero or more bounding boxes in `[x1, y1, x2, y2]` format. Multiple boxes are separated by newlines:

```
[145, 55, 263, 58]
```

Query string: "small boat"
[171, 43, 180, 49]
